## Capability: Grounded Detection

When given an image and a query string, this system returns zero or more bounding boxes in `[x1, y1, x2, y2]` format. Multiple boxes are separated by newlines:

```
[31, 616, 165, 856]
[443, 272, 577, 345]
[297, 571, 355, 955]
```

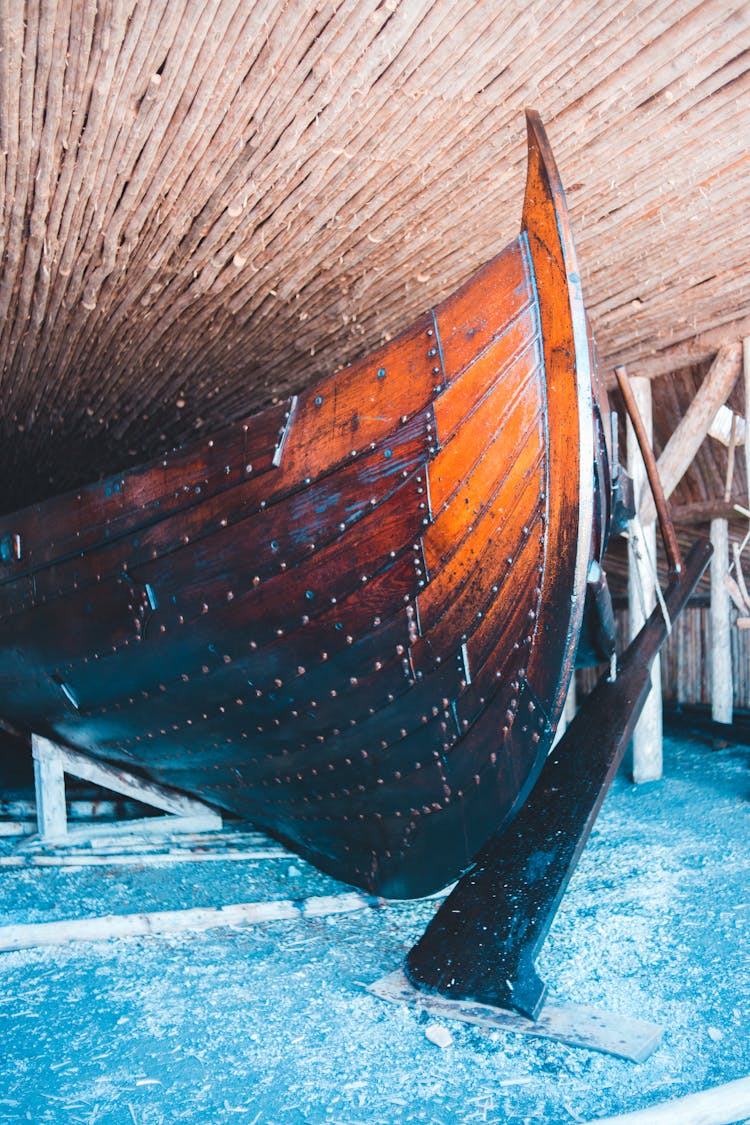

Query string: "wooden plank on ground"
[584, 1074, 750, 1124]
[0, 850, 287, 869]
[0, 821, 35, 837]
[0, 892, 379, 951]
[0, 822, 288, 866]
[368, 969, 664, 1064]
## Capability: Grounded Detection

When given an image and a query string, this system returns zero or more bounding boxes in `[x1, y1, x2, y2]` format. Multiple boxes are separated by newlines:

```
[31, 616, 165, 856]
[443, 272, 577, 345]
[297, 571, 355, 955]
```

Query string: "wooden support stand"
[32, 738, 67, 839]
[405, 541, 711, 1022]
[30, 735, 222, 841]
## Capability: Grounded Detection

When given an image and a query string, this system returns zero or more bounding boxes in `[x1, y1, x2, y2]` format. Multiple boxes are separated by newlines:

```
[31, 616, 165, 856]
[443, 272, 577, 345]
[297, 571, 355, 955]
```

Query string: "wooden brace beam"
[671, 497, 750, 525]
[639, 343, 742, 526]
[31, 734, 222, 841]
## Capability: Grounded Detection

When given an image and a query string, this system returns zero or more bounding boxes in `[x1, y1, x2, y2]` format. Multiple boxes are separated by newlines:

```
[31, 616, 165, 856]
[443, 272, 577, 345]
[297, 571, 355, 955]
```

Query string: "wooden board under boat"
[0, 112, 607, 898]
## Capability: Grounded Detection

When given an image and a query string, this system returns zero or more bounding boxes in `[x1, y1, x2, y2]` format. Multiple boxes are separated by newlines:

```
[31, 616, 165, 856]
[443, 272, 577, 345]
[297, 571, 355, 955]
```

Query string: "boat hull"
[0, 113, 601, 897]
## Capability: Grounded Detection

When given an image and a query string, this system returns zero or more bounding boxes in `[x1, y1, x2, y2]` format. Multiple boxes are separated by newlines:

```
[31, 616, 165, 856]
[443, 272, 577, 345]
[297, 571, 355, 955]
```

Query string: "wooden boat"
[0, 113, 628, 899]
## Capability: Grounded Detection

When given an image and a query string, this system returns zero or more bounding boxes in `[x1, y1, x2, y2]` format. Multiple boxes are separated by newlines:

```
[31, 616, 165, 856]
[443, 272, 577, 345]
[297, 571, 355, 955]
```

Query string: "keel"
[405, 538, 712, 1020]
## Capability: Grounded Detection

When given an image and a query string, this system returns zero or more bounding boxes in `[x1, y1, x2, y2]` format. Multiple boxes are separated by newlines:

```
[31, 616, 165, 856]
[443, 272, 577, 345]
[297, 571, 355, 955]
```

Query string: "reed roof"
[1, 0, 749, 512]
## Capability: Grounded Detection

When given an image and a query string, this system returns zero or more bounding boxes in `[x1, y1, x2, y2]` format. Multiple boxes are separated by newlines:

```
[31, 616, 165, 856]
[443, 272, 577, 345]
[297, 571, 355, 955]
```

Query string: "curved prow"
[521, 110, 595, 729]
[405, 117, 711, 1019]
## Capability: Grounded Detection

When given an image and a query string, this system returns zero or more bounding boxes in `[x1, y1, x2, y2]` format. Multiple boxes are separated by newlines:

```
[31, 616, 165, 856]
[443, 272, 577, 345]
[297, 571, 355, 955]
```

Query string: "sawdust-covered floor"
[0, 731, 748, 1125]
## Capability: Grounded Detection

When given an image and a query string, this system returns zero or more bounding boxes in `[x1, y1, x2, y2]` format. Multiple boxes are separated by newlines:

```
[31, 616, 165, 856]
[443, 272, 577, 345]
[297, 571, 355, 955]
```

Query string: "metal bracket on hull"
[405, 539, 712, 1021]
[31, 735, 222, 842]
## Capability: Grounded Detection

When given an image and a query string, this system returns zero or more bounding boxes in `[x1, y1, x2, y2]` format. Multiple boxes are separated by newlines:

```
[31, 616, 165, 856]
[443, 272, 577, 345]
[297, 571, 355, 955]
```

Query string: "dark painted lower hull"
[0, 113, 605, 898]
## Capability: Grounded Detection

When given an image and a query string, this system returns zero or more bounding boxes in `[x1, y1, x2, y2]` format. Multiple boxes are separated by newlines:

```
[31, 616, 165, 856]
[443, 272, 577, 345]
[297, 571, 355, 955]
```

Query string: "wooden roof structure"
[1, 0, 749, 516]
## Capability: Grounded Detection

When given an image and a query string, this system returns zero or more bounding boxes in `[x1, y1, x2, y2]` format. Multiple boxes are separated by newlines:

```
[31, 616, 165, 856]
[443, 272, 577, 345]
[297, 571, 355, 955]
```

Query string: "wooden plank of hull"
[0, 469, 425, 671]
[0, 401, 290, 578]
[265, 313, 439, 488]
[0, 113, 597, 898]
[0, 310, 441, 580]
[0, 400, 432, 618]
[417, 439, 545, 648]
[434, 239, 533, 382]
[423, 331, 543, 572]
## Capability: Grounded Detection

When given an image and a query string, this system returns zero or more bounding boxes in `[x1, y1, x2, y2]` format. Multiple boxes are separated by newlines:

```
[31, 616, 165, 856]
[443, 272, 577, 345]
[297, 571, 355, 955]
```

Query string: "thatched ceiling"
[1, 0, 749, 511]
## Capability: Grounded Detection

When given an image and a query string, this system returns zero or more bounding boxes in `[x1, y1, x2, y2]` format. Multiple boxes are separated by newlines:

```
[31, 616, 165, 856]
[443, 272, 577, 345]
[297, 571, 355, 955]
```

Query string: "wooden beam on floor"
[0, 892, 379, 952]
[585, 1074, 750, 1125]
[369, 969, 663, 1064]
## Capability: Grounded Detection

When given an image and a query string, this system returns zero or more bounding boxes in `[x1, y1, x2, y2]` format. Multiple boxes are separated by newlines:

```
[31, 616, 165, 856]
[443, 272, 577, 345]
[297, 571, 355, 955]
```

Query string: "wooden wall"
[579, 605, 750, 710]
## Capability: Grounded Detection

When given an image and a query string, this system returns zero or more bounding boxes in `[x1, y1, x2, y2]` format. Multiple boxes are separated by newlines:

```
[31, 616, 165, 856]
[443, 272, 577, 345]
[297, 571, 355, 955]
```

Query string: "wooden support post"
[710, 518, 733, 724]
[32, 735, 68, 839]
[626, 376, 663, 782]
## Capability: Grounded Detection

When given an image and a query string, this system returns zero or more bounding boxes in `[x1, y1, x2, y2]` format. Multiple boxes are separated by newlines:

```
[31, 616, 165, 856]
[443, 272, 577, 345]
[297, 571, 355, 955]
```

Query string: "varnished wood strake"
[0, 112, 615, 898]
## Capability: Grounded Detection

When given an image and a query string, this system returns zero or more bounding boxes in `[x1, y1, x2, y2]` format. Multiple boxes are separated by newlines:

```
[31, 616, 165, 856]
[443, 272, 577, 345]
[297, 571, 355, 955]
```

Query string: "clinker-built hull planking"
[0, 113, 597, 898]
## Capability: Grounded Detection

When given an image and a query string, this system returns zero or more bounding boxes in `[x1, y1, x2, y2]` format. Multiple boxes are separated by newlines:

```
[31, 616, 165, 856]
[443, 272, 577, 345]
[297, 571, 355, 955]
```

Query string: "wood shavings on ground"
[0, 733, 747, 1123]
